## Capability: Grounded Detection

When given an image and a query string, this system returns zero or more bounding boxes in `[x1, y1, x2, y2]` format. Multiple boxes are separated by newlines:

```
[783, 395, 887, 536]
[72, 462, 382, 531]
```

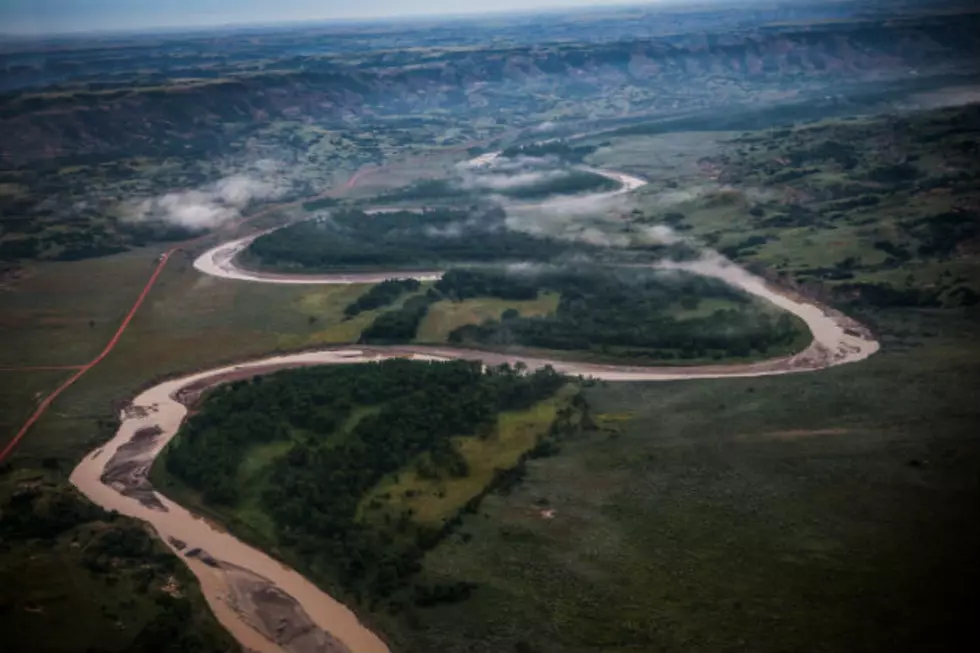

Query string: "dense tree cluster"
[356, 268, 538, 343]
[302, 197, 338, 211]
[0, 482, 105, 540]
[834, 282, 943, 308]
[902, 210, 978, 259]
[359, 292, 440, 343]
[164, 360, 567, 603]
[245, 207, 578, 272]
[344, 278, 421, 317]
[0, 481, 234, 653]
[500, 140, 598, 163]
[446, 267, 805, 360]
[435, 268, 538, 301]
[495, 169, 619, 199]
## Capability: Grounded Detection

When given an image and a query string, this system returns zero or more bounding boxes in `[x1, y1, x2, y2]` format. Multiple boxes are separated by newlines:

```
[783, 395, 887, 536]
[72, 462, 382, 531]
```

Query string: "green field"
[620, 105, 980, 309]
[416, 293, 561, 343]
[368, 308, 980, 653]
[360, 384, 576, 527]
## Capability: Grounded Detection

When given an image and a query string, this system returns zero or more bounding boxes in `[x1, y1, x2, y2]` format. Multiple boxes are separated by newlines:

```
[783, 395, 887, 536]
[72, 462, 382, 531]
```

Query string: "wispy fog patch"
[655, 249, 753, 290]
[462, 169, 568, 192]
[121, 161, 292, 230]
[455, 153, 571, 193]
[639, 224, 684, 244]
[421, 209, 503, 239]
[504, 190, 631, 237]
[571, 227, 632, 247]
[504, 261, 560, 276]
[487, 155, 559, 172]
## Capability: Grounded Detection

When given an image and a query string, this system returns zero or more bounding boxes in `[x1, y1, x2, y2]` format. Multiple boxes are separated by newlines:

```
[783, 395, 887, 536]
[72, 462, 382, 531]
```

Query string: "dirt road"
[0, 250, 174, 463]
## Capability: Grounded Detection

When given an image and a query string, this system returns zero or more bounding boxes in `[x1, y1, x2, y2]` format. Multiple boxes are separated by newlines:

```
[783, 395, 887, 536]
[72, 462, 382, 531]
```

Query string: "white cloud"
[121, 161, 292, 230]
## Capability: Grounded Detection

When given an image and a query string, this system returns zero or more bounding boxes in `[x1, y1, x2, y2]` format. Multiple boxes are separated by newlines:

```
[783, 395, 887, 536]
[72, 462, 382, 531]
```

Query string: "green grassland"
[0, 369, 73, 452]
[415, 293, 561, 343]
[360, 384, 577, 528]
[433, 268, 812, 366]
[0, 112, 492, 270]
[622, 104, 980, 309]
[369, 308, 980, 653]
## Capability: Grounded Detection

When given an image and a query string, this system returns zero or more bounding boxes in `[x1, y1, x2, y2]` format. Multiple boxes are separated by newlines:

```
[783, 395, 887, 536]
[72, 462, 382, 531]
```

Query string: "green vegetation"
[343, 278, 421, 318]
[367, 309, 980, 653]
[435, 268, 539, 301]
[359, 291, 442, 344]
[500, 140, 598, 162]
[0, 472, 235, 653]
[347, 266, 807, 361]
[360, 386, 576, 528]
[638, 104, 980, 312]
[244, 207, 581, 272]
[443, 267, 808, 362]
[416, 292, 560, 343]
[3, 34, 980, 650]
[159, 360, 577, 608]
[495, 169, 619, 199]
[380, 178, 459, 202]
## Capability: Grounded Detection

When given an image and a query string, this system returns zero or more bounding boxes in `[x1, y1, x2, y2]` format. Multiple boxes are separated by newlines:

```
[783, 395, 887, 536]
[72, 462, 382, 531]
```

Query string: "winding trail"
[67, 155, 880, 653]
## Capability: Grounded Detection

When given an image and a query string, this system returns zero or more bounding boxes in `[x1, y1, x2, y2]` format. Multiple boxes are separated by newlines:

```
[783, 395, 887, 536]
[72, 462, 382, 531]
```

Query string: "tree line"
[500, 140, 598, 163]
[359, 291, 440, 343]
[495, 169, 619, 200]
[344, 278, 421, 317]
[244, 207, 579, 272]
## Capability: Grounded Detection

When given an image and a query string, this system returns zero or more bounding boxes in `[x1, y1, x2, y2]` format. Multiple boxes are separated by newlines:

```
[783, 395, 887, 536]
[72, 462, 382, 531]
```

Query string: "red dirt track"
[0, 250, 174, 463]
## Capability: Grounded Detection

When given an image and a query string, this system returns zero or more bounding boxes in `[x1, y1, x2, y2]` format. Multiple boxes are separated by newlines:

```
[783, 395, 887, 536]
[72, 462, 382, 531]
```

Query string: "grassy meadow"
[372, 308, 980, 653]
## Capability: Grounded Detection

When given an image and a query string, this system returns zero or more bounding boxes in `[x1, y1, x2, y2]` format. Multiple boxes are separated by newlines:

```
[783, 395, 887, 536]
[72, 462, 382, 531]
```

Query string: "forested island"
[350, 266, 809, 361]
[449, 268, 807, 361]
[159, 360, 580, 610]
[242, 207, 583, 272]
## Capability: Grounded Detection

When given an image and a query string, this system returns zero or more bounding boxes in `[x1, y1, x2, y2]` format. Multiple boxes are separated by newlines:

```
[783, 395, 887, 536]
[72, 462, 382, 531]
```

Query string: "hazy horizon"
[0, 0, 686, 36]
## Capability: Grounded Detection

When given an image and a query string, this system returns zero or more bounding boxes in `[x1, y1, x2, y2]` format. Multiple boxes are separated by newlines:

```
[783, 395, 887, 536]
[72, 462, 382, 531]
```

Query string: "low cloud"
[462, 169, 568, 192]
[504, 191, 631, 237]
[638, 224, 684, 244]
[121, 161, 292, 230]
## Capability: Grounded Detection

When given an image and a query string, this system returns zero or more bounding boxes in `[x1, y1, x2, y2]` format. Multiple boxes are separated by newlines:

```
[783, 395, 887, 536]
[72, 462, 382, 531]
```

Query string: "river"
[71, 158, 879, 653]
